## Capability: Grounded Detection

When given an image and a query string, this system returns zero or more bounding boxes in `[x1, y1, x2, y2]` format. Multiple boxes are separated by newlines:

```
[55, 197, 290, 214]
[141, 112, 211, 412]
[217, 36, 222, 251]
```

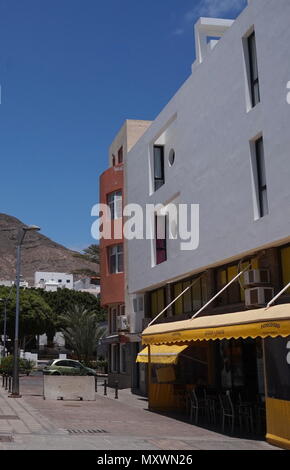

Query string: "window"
[118, 147, 123, 164]
[216, 258, 258, 306]
[155, 214, 167, 265]
[168, 149, 175, 167]
[111, 344, 119, 373]
[173, 277, 205, 316]
[255, 137, 268, 218]
[216, 265, 241, 305]
[154, 145, 165, 191]
[107, 190, 122, 219]
[281, 245, 290, 295]
[66, 280, 70, 283]
[120, 344, 126, 373]
[108, 244, 123, 274]
[110, 307, 117, 333]
[248, 31, 260, 108]
[150, 288, 165, 318]
[58, 279, 62, 283]
[112, 154, 116, 166]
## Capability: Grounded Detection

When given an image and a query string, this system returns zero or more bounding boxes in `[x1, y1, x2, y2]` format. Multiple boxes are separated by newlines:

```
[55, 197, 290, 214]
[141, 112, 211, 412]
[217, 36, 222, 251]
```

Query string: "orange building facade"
[99, 120, 152, 389]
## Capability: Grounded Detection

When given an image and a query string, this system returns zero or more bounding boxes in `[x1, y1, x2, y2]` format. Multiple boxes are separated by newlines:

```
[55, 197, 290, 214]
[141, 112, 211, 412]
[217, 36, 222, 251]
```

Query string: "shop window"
[281, 245, 290, 295]
[173, 283, 183, 315]
[183, 281, 192, 313]
[173, 277, 204, 316]
[192, 279, 203, 312]
[150, 288, 165, 318]
[216, 264, 243, 306]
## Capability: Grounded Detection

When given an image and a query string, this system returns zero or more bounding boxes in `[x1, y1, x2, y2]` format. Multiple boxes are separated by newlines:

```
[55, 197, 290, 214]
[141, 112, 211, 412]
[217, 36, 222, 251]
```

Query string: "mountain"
[0, 214, 99, 285]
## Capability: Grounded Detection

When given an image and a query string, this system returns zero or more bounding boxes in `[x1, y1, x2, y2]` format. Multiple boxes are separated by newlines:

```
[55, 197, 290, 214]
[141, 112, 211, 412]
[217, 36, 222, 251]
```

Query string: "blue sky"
[0, 0, 247, 251]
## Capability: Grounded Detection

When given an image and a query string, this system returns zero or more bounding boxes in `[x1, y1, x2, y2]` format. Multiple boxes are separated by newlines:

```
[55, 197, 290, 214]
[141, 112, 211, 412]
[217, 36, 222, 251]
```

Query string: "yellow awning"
[136, 344, 188, 364]
[142, 304, 290, 345]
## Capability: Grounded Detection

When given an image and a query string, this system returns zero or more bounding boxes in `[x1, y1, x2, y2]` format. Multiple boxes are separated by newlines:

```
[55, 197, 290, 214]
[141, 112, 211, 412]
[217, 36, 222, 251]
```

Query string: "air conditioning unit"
[243, 269, 270, 286]
[117, 316, 129, 331]
[245, 287, 274, 307]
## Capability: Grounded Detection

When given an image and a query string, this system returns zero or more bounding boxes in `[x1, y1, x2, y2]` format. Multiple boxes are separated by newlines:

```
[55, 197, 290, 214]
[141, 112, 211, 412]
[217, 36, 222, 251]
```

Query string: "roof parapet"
[194, 17, 234, 65]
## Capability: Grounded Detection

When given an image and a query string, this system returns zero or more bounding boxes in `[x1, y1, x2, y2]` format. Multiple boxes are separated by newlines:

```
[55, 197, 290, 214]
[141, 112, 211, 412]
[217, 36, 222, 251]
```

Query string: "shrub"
[0, 356, 36, 375]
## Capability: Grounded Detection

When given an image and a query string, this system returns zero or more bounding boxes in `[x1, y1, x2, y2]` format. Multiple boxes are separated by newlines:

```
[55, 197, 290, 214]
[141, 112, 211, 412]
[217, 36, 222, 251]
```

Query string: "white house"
[34, 272, 74, 291]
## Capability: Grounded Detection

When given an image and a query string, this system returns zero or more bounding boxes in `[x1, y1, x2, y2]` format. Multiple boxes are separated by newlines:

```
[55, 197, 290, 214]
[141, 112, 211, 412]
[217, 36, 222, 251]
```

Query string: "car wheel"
[52, 371, 61, 375]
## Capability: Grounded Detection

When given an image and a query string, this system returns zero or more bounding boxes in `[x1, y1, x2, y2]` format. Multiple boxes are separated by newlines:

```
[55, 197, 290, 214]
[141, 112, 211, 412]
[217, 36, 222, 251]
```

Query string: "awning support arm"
[148, 275, 204, 327]
[191, 262, 252, 319]
[265, 282, 290, 310]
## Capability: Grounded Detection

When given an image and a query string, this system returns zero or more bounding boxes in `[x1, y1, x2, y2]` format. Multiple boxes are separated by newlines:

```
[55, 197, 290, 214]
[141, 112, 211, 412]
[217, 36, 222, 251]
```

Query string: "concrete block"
[44, 376, 96, 401]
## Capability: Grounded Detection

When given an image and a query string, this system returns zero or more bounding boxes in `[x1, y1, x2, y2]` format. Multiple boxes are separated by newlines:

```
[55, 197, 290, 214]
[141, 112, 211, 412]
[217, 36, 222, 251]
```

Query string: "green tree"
[59, 305, 106, 364]
[35, 288, 106, 346]
[0, 286, 53, 350]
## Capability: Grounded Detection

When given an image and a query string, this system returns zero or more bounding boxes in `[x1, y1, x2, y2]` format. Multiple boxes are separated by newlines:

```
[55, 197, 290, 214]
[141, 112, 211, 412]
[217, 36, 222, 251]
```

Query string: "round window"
[168, 149, 175, 167]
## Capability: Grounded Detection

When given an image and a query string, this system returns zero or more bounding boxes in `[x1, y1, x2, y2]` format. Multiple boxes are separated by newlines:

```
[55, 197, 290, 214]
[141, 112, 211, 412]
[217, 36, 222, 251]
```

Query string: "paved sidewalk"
[0, 375, 278, 450]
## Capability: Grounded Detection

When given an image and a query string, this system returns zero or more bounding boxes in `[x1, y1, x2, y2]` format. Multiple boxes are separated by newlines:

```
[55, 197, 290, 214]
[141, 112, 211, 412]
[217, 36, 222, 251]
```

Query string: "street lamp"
[10, 225, 40, 398]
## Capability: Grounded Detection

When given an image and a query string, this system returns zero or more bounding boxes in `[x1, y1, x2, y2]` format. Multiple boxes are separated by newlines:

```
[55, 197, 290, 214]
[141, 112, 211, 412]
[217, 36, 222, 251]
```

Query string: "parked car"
[42, 359, 97, 376]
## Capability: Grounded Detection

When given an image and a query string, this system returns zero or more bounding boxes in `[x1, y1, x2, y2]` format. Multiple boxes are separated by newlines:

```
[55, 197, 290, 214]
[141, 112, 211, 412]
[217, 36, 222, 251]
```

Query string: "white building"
[123, 0, 290, 448]
[73, 277, 101, 297]
[34, 272, 74, 291]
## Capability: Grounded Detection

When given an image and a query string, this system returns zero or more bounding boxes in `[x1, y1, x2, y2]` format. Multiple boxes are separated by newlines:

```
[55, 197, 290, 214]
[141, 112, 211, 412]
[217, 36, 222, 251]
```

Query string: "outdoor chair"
[237, 392, 254, 434]
[189, 389, 207, 425]
[219, 390, 235, 434]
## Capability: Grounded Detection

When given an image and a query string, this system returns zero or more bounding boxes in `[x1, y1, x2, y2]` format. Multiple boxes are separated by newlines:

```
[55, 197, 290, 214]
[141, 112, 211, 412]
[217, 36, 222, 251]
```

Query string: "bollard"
[104, 379, 107, 396]
[5, 374, 8, 390]
[8, 376, 12, 393]
[95, 376, 98, 392]
[114, 380, 119, 399]
[2, 374, 4, 387]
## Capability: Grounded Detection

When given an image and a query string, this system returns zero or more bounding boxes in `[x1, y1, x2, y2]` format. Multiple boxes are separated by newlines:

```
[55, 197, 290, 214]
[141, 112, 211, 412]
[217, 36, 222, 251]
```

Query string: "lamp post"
[10, 225, 40, 398]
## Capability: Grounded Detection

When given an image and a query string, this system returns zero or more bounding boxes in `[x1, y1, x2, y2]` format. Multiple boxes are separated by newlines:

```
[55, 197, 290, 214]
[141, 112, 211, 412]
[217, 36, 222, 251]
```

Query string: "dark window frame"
[173, 276, 204, 316]
[248, 31, 260, 108]
[118, 146, 123, 164]
[255, 137, 268, 218]
[153, 145, 165, 191]
[155, 214, 167, 265]
[108, 244, 124, 274]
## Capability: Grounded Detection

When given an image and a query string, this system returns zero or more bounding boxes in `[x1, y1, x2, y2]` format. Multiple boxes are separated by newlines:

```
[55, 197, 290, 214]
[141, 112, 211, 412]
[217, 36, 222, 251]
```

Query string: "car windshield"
[46, 360, 54, 366]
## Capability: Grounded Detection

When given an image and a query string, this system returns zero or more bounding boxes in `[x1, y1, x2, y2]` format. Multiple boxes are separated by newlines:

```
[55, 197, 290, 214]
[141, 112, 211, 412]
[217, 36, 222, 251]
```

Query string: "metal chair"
[189, 389, 199, 424]
[237, 393, 254, 434]
[189, 388, 208, 424]
[219, 390, 235, 434]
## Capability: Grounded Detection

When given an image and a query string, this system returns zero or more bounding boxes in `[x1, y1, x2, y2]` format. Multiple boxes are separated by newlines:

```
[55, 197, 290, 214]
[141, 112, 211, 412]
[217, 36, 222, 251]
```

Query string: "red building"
[99, 120, 151, 388]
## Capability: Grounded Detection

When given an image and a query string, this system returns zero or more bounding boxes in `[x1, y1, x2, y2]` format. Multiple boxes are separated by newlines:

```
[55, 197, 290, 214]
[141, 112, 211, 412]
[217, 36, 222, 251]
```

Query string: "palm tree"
[82, 244, 100, 263]
[60, 305, 105, 364]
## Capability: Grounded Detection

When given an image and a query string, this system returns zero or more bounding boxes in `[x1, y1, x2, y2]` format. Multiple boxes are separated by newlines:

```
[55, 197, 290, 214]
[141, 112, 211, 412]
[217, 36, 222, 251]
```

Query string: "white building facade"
[124, 0, 290, 445]
[34, 272, 74, 291]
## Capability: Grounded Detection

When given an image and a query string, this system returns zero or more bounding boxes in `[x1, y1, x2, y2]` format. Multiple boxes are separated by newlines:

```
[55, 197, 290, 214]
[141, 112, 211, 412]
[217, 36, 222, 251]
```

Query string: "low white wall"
[20, 351, 38, 363]
[43, 376, 96, 401]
